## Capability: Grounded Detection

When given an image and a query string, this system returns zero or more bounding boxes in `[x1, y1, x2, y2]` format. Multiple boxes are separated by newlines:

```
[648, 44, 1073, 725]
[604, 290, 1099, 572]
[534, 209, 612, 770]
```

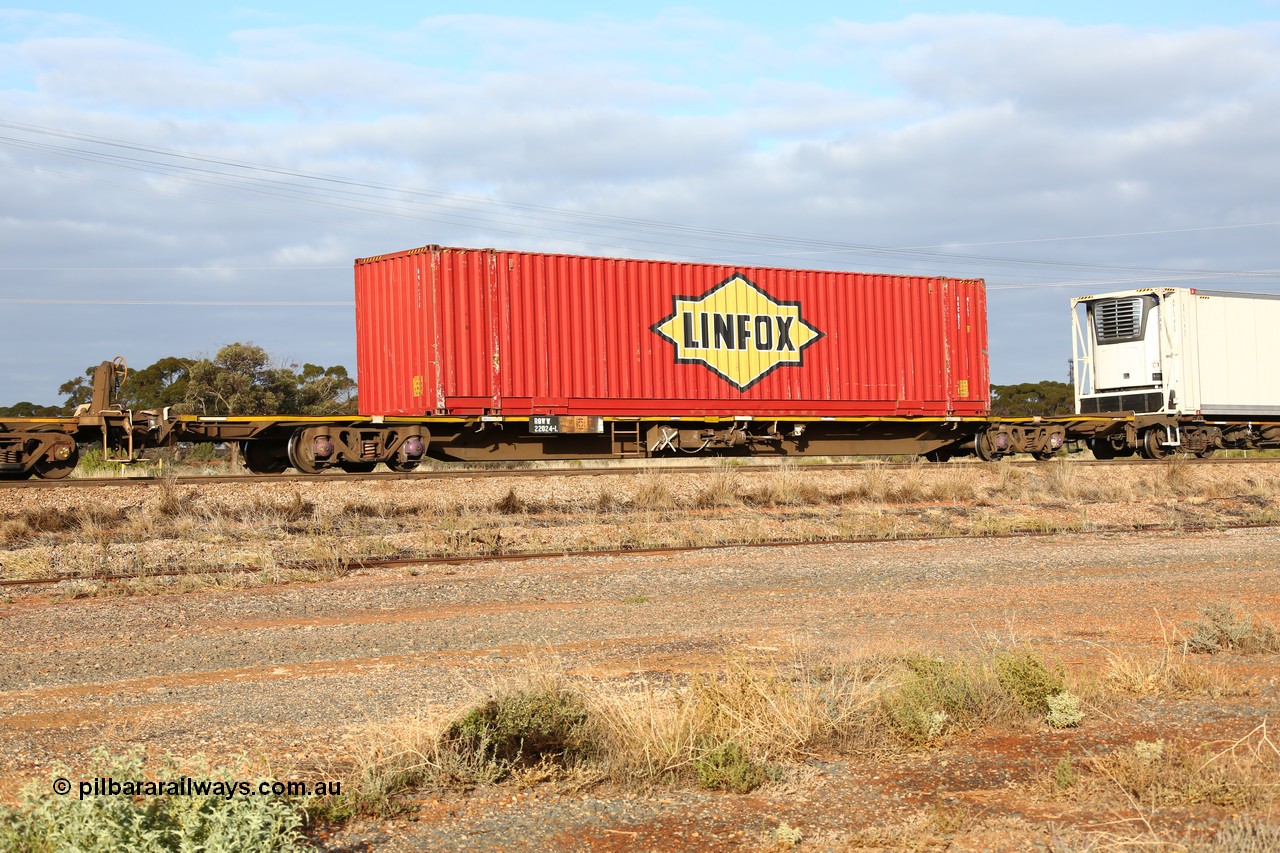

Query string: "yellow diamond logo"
[652, 274, 823, 391]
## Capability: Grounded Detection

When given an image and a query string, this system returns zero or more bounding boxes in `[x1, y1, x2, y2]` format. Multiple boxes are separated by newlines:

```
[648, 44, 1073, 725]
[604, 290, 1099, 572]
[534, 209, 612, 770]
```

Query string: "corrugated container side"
[355, 247, 989, 418]
[1176, 289, 1280, 416]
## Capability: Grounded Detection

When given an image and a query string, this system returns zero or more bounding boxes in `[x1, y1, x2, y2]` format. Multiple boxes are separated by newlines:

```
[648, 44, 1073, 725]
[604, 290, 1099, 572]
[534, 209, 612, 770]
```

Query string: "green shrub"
[994, 647, 1066, 713]
[693, 739, 766, 793]
[1052, 756, 1077, 792]
[0, 748, 307, 853]
[442, 685, 593, 781]
[881, 656, 994, 745]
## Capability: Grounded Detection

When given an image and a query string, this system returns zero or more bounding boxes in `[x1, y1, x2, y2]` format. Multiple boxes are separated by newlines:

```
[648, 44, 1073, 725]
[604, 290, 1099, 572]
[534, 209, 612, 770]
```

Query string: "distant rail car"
[5, 252, 1280, 480]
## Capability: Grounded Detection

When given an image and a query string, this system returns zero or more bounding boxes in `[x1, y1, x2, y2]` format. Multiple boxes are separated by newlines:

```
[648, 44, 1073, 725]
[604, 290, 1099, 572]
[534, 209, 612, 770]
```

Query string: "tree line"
[0, 343, 356, 417]
[2, 351, 1073, 418]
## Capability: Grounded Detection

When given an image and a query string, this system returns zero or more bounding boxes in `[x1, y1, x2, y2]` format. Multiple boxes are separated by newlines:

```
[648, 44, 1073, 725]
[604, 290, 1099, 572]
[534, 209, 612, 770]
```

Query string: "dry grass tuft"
[743, 468, 827, 507]
[19, 506, 80, 533]
[1162, 455, 1199, 496]
[1085, 722, 1280, 809]
[342, 711, 451, 812]
[1103, 648, 1231, 698]
[925, 467, 980, 504]
[690, 469, 741, 509]
[201, 491, 315, 525]
[1039, 459, 1079, 501]
[1, 504, 129, 546]
[836, 462, 890, 503]
[884, 465, 927, 503]
[340, 500, 422, 519]
[153, 475, 194, 518]
[587, 654, 891, 789]
[631, 474, 677, 510]
[493, 487, 531, 515]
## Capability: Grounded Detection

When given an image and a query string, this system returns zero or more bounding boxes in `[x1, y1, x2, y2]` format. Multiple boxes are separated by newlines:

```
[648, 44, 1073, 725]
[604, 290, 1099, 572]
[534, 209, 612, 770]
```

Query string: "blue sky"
[27, 2, 1280, 39]
[2, 3, 1279, 405]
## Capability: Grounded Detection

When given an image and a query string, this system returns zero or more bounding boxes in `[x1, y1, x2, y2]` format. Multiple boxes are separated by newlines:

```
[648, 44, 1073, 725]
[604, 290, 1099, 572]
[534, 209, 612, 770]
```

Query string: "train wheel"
[386, 459, 420, 472]
[286, 430, 329, 475]
[0, 470, 34, 480]
[974, 432, 1002, 462]
[1031, 450, 1057, 462]
[339, 461, 378, 474]
[1140, 428, 1168, 460]
[242, 441, 289, 475]
[1088, 438, 1118, 460]
[32, 444, 79, 479]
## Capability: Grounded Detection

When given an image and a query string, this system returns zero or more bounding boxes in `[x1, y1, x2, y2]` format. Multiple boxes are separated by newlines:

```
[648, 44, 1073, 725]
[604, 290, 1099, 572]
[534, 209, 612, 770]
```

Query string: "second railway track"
[3, 519, 1271, 589]
[5, 454, 1279, 489]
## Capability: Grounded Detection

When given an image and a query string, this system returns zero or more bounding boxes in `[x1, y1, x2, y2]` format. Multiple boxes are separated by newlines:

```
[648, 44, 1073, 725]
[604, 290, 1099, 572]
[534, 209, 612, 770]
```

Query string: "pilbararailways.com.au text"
[53, 776, 340, 800]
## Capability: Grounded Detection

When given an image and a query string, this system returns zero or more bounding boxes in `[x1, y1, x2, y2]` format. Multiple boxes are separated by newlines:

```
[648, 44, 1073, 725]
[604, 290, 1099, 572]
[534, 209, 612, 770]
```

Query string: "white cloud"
[2, 10, 1280, 403]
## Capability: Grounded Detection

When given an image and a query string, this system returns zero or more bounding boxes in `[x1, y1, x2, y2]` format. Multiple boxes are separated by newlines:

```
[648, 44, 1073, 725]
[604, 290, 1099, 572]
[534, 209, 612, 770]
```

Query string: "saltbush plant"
[1183, 603, 1280, 655]
[0, 748, 308, 853]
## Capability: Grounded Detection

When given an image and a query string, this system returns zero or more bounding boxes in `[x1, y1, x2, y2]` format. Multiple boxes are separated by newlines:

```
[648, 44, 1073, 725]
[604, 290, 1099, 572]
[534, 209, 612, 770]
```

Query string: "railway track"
[3, 519, 1274, 590]
[3, 455, 1278, 489]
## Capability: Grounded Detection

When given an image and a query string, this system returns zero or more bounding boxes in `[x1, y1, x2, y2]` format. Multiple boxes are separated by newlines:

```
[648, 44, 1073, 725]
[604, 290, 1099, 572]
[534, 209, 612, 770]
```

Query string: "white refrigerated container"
[1073, 287, 1280, 417]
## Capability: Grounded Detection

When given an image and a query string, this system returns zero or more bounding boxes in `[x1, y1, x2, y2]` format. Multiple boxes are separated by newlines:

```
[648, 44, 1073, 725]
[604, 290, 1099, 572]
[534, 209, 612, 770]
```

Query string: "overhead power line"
[0, 118, 1275, 290]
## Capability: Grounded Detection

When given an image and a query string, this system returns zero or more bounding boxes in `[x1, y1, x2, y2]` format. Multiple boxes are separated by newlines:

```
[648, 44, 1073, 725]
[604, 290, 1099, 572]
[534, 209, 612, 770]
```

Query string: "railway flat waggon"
[346, 245, 1046, 464]
[40, 250, 1280, 479]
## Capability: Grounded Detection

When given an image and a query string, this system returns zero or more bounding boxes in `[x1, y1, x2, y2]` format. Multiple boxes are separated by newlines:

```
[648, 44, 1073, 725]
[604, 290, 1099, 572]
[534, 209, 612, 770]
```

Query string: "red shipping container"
[354, 246, 989, 418]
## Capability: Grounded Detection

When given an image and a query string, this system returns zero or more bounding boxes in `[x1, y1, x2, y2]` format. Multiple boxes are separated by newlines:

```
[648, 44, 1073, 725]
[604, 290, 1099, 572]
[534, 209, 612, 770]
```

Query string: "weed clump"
[440, 685, 593, 782]
[1052, 756, 1077, 792]
[1183, 603, 1280, 655]
[1198, 818, 1280, 852]
[880, 656, 997, 746]
[493, 487, 532, 515]
[1087, 731, 1280, 808]
[1045, 691, 1084, 728]
[693, 739, 766, 793]
[994, 647, 1066, 714]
